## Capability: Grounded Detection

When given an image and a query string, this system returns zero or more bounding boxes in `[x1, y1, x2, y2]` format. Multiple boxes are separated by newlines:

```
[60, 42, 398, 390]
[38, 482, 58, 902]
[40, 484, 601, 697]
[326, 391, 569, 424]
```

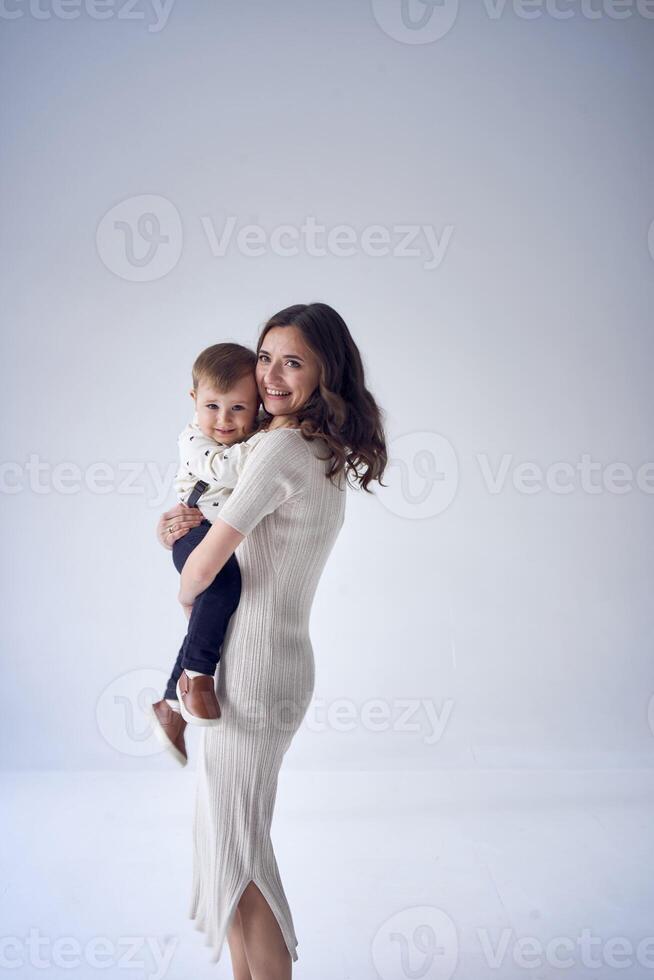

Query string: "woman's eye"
[258, 353, 269, 362]
[287, 360, 301, 369]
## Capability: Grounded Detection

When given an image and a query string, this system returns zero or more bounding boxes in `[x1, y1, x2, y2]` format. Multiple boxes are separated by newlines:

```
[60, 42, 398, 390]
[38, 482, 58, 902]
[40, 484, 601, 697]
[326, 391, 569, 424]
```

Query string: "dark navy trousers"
[163, 519, 242, 701]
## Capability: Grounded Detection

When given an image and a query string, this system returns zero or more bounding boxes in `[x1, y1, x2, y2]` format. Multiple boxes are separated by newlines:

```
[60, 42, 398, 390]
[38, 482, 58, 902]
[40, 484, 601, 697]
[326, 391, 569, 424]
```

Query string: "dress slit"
[192, 873, 298, 964]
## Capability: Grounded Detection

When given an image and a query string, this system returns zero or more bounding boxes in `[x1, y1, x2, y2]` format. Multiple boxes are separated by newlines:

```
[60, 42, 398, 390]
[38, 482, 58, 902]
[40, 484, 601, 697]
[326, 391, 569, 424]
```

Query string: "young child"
[148, 342, 266, 766]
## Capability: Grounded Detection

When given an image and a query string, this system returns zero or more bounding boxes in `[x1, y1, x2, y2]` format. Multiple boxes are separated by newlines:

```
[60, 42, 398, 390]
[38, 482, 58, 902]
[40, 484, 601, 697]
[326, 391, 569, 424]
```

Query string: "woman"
[156, 302, 387, 979]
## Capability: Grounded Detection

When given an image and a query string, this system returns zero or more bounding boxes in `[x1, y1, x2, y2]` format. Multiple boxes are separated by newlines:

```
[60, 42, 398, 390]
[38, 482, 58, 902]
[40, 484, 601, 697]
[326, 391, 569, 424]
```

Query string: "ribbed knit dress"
[188, 426, 346, 963]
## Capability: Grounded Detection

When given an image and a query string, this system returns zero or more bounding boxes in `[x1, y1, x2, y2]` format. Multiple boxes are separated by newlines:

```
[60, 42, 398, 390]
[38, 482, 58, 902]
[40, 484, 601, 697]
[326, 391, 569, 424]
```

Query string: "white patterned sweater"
[173, 413, 267, 523]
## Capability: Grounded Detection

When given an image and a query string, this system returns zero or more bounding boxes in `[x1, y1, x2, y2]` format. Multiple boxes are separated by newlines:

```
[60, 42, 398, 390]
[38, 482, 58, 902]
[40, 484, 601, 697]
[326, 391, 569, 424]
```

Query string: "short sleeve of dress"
[218, 428, 311, 536]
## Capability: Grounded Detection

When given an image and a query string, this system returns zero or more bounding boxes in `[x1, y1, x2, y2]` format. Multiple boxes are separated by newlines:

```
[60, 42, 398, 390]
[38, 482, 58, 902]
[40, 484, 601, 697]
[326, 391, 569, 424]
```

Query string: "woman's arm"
[178, 428, 309, 605]
[178, 518, 244, 605]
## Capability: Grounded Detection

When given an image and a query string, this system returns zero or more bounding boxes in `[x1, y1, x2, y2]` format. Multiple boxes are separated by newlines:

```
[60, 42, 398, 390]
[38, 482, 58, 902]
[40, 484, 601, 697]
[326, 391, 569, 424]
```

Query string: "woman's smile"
[256, 325, 320, 420]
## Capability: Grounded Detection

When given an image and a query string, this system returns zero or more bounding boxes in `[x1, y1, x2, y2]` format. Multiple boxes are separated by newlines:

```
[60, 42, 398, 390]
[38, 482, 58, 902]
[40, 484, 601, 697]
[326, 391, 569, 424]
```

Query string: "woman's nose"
[263, 371, 281, 387]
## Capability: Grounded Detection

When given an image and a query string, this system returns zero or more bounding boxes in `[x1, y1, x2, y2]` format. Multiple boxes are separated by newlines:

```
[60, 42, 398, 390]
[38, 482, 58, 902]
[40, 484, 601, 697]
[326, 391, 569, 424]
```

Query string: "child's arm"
[176, 422, 254, 490]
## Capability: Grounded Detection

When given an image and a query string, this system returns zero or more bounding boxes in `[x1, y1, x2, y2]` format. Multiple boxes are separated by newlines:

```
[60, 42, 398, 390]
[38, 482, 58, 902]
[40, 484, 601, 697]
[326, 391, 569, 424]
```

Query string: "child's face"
[191, 374, 259, 445]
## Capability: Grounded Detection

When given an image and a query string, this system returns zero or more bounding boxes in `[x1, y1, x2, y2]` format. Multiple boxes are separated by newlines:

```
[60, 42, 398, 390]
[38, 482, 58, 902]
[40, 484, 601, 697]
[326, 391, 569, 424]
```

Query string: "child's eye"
[207, 403, 218, 410]
[232, 405, 245, 411]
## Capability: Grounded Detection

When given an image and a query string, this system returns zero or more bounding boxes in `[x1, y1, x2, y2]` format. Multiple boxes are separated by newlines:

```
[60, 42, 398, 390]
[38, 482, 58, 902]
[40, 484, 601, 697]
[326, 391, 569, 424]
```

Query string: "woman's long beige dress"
[188, 427, 346, 963]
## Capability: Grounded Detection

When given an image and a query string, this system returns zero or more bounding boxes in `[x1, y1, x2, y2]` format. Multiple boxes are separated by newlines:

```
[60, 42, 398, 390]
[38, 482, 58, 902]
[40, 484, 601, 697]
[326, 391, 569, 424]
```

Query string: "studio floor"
[3, 766, 654, 979]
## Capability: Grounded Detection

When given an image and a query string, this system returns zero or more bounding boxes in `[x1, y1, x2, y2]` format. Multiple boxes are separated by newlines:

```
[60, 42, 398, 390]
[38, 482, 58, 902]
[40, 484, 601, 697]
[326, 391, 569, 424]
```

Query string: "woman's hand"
[156, 502, 203, 550]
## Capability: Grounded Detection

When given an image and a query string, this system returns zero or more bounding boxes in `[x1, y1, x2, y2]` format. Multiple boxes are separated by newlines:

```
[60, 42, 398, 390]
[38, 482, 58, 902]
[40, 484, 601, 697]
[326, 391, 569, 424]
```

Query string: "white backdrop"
[2, 0, 653, 777]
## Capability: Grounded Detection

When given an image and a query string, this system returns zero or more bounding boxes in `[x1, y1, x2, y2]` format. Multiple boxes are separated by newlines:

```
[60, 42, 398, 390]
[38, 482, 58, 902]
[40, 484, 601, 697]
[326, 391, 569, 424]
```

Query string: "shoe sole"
[175, 679, 221, 727]
[146, 703, 188, 767]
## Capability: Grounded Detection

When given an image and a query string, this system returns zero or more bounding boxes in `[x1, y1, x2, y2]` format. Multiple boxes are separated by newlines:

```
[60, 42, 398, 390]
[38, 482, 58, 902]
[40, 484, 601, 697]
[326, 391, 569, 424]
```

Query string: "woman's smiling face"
[256, 325, 321, 419]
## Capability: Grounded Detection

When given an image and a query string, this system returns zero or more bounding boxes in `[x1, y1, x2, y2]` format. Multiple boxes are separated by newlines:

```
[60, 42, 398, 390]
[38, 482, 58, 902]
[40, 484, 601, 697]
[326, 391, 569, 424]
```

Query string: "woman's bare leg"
[227, 908, 253, 980]
[236, 881, 292, 980]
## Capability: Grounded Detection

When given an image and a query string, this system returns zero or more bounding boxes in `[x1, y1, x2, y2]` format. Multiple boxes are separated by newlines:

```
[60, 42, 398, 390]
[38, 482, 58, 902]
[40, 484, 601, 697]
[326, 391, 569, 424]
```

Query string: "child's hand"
[157, 503, 203, 550]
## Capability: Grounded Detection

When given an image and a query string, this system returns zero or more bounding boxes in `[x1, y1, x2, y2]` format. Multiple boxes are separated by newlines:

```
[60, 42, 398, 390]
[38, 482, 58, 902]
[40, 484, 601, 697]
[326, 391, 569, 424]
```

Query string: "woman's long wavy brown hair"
[256, 303, 387, 492]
